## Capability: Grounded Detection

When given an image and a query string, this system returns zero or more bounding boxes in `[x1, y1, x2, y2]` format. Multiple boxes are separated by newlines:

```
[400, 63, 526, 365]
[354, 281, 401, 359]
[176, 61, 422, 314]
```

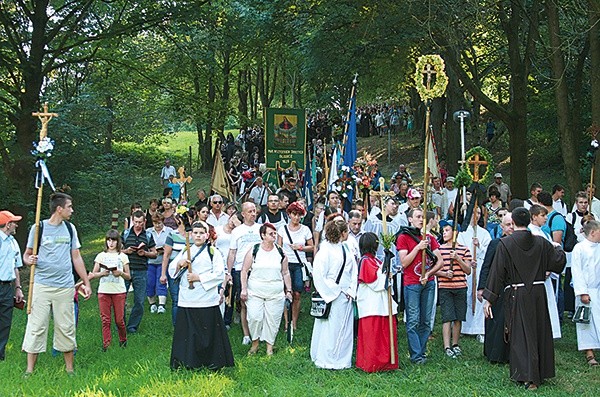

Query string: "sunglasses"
[212, 201, 223, 204]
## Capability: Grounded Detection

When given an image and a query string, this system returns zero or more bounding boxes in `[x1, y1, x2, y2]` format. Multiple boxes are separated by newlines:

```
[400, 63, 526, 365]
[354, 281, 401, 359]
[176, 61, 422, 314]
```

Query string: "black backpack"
[548, 212, 577, 252]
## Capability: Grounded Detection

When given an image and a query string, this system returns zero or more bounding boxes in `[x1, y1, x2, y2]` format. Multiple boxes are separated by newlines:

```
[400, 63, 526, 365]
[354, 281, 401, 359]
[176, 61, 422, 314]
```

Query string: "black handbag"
[310, 246, 346, 319]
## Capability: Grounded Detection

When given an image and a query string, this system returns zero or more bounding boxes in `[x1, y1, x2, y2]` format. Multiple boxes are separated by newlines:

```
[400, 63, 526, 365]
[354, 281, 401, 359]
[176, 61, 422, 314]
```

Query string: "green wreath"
[414, 55, 449, 101]
[454, 146, 495, 188]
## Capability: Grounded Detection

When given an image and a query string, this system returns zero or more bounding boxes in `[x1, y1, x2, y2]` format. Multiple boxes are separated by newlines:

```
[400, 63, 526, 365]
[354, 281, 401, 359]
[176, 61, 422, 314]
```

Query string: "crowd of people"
[2, 147, 600, 391]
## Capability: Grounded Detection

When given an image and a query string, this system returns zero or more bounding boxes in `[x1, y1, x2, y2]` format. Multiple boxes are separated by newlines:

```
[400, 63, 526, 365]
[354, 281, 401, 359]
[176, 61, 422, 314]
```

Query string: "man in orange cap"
[0, 210, 24, 361]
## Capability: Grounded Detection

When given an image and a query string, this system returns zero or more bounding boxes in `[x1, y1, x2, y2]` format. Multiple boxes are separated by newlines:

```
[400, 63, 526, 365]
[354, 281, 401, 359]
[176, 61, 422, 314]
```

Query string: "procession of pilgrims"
[7, 59, 600, 392]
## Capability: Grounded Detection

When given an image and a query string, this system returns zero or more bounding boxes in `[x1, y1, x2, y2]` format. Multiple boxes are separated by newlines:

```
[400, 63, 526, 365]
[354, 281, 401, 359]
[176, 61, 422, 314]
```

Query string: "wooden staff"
[184, 229, 195, 290]
[471, 198, 478, 315]
[27, 104, 58, 314]
[370, 177, 397, 365]
[421, 107, 432, 284]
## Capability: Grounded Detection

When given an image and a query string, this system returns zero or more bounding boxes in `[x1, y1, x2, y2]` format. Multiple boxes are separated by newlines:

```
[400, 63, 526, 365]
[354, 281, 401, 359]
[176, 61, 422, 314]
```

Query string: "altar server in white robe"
[571, 219, 600, 366]
[528, 204, 562, 339]
[310, 219, 357, 369]
[457, 206, 491, 340]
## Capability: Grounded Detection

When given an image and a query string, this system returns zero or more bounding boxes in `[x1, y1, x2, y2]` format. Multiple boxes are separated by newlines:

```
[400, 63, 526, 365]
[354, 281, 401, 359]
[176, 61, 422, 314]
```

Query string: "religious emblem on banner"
[264, 108, 306, 170]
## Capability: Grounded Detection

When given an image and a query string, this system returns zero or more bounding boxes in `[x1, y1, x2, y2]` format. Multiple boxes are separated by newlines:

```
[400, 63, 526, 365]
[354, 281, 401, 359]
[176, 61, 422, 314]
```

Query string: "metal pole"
[453, 110, 471, 208]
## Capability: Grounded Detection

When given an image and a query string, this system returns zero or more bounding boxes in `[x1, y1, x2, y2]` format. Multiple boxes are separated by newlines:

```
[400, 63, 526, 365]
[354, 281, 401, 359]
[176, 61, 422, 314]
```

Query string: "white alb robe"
[457, 225, 491, 335]
[310, 241, 358, 369]
[571, 238, 600, 350]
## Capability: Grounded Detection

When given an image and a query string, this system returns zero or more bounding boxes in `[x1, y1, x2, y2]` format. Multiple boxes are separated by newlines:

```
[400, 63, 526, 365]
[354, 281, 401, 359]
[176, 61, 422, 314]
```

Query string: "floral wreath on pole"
[414, 55, 449, 101]
[454, 146, 495, 188]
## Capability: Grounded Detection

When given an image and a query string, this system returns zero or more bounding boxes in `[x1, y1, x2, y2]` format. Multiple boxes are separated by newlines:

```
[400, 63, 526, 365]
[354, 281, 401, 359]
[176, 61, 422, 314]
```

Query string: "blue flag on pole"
[343, 94, 357, 168]
[342, 87, 357, 213]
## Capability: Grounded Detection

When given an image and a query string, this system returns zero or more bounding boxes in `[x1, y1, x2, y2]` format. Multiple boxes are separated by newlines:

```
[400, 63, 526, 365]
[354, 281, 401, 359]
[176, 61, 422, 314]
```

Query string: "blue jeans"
[125, 269, 148, 331]
[223, 270, 241, 326]
[404, 280, 435, 362]
[167, 272, 180, 326]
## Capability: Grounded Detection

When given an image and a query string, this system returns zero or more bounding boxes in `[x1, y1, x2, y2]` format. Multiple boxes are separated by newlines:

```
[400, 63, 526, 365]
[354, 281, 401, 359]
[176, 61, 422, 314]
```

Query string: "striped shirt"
[437, 243, 472, 289]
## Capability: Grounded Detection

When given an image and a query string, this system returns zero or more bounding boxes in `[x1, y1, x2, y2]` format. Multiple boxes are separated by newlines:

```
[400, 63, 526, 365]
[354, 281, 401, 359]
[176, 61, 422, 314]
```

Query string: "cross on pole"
[369, 177, 396, 234]
[32, 103, 58, 140]
[27, 103, 59, 314]
[369, 176, 397, 366]
[174, 166, 193, 202]
[465, 152, 488, 315]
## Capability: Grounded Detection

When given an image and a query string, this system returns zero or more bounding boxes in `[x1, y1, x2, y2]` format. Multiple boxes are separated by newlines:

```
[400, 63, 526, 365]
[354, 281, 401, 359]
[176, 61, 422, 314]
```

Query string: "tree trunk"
[237, 69, 249, 127]
[104, 95, 114, 153]
[545, 0, 582, 196]
[203, 76, 216, 171]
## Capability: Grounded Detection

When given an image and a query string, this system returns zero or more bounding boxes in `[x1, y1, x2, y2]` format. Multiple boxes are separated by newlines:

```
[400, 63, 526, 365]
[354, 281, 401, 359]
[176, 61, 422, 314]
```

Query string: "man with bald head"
[477, 212, 513, 363]
[227, 202, 261, 344]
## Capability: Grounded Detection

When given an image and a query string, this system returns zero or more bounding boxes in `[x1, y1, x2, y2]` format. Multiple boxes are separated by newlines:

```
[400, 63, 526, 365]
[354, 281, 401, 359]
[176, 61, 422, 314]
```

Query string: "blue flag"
[342, 89, 357, 213]
[343, 94, 357, 168]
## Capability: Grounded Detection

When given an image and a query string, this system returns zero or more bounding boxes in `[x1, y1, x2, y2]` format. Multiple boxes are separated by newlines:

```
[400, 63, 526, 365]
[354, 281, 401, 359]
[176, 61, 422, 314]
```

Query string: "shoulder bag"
[310, 246, 346, 319]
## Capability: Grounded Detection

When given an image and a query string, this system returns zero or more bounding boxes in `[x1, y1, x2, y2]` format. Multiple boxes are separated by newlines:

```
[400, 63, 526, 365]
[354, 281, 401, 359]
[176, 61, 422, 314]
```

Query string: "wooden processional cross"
[174, 166, 193, 201]
[28, 103, 58, 314]
[466, 153, 488, 315]
[420, 63, 437, 281]
[369, 177, 397, 365]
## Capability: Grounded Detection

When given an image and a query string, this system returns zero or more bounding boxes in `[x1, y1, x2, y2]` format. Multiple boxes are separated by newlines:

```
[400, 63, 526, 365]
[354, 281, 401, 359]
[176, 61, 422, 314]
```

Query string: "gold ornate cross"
[32, 103, 58, 140]
[423, 63, 436, 90]
[467, 153, 488, 183]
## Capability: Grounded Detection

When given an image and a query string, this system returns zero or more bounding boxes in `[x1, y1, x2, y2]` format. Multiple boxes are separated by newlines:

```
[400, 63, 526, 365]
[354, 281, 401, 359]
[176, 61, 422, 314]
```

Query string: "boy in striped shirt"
[436, 220, 472, 358]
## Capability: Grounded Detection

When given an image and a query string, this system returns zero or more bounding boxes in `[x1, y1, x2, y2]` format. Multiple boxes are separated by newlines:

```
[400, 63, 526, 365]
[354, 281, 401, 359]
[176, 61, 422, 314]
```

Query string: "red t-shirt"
[396, 233, 440, 286]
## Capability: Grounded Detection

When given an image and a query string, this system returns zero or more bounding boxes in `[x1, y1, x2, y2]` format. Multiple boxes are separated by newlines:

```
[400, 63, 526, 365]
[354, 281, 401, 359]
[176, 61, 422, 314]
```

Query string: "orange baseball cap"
[0, 210, 22, 224]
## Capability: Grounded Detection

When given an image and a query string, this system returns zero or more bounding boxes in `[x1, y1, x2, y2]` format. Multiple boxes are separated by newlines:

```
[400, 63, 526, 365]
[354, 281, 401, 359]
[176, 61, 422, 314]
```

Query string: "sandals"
[523, 382, 538, 390]
[586, 355, 599, 367]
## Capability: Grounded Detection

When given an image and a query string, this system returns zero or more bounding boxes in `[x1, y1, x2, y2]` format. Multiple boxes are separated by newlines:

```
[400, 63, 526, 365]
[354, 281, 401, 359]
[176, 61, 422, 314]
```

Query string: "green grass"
[2, 291, 598, 396]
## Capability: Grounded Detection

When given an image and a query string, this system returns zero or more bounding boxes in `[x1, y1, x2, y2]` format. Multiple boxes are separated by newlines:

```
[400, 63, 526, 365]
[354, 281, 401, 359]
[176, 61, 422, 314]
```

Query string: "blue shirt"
[543, 210, 567, 246]
[0, 230, 22, 281]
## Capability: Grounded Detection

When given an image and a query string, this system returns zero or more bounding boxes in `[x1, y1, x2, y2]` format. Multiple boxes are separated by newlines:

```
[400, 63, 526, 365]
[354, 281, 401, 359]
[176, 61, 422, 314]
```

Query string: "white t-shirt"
[94, 252, 129, 294]
[277, 224, 312, 264]
[229, 223, 262, 271]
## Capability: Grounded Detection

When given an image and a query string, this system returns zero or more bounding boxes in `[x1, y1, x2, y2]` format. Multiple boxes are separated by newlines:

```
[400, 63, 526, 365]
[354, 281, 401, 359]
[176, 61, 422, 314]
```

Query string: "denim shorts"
[288, 263, 304, 293]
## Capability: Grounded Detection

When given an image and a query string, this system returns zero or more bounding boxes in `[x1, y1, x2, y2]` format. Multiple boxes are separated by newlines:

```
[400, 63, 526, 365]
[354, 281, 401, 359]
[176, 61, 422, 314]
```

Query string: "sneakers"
[452, 345, 462, 357]
[242, 335, 252, 345]
[476, 334, 485, 343]
[150, 304, 158, 314]
[157, 305, 166, 314]
[445, 347, 457, 359]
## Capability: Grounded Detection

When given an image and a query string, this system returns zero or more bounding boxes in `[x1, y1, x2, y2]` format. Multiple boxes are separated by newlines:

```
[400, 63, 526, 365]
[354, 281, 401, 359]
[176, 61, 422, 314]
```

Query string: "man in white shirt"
[207, 194, 230, 227]
[523, 182, 543, 209]
[248, 176, 270, 207]
[160, 159, 177, 188]
[551, 184, 568, 217]
[227, 202, 261, 345]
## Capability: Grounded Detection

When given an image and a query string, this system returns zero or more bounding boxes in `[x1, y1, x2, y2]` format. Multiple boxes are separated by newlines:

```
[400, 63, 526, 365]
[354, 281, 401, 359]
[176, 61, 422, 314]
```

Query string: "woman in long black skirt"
[169, 221, 234, 370]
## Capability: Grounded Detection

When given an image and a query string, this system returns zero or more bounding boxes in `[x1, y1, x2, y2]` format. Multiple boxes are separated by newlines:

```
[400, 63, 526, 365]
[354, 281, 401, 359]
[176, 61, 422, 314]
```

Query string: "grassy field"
[1, 130, 590, 396]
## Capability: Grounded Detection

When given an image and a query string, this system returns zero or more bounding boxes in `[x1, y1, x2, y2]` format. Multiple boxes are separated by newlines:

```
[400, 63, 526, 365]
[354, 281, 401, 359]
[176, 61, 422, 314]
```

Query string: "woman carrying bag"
[310, 218, 357, 369]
